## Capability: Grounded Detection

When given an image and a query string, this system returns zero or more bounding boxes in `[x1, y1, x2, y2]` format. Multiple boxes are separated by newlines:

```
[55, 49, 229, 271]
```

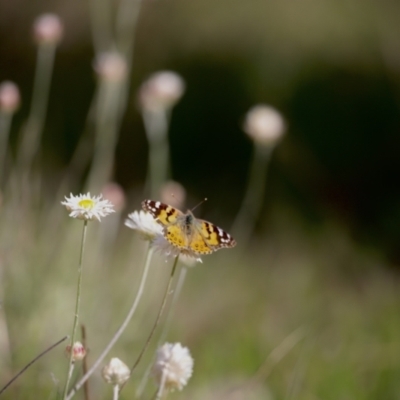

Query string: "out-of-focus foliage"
[1, 0, 399, 259]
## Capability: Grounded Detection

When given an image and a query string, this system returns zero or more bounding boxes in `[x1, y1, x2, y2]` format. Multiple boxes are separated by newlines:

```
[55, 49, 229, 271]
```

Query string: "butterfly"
[142, 199, 236, 255]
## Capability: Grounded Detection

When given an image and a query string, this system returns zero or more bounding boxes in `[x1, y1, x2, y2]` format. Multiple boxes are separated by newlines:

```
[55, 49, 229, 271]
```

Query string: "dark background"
[1, 0, 400, 263]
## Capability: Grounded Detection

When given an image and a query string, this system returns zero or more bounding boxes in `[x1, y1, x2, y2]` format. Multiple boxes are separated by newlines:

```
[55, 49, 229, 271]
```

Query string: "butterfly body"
[142, 200, 236, 255]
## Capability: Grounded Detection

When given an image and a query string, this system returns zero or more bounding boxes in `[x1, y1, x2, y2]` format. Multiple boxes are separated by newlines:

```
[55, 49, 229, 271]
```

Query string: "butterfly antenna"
[191, 198, 208, 212]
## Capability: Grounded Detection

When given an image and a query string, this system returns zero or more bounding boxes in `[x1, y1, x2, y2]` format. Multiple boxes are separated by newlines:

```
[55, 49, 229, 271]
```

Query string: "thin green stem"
[0, 111, 13, 188]
[130, 254, 179, 373]
[143, 109, 170, 199]
[62, 220, 89, 400]
[136, 266, 187, 398]
[120, 255, 180, 394]
[0, 335, 68, 395]
[232, 144, 274, 244]
[16, 42, 57, 175]
[66, 244, 154, 400]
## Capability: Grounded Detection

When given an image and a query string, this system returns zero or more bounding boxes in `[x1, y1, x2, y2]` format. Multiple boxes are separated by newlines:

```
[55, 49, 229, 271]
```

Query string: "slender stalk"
[136, 266, 187, 398]
[115, 0, 143, 60]
[62, 220, 89, 400]
[156, 369, 167, 400]
[225, 326, 306, 398]
[88, 0, 114, 54]
[0, 336, 68, 395]
[129, 254, 179, 375]
[112, 385, 119, 400]
[66, 244, 154, 400]
[0, 111, 13, 188]
[16, 42, 57, 175]
[232, 144, 274, 244]
[119, 255, 180, 395]
[81, 325, 90, 400]
[142, 109, 170, 199]
[86, 76, 124, 192]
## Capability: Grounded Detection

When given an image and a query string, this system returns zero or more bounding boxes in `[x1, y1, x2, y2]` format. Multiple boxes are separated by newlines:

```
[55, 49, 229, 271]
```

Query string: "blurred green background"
[1, 1, 400, 399]
[1, 0, 400, 260]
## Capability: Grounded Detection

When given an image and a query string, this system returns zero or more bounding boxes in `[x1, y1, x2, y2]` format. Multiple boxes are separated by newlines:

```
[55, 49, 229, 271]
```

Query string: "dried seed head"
[138, 71, 185, 112]
[102, 358, 130, 386]
[65, 342, 86, 361]
[33, 13, 64, 45]
[243, 105, 285, 146]
[0, 81, 20, 114]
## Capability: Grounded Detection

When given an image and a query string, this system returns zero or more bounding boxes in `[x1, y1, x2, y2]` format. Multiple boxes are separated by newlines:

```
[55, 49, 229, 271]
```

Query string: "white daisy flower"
[125, 210, 163, 240]
[152, 343, 194, 392]
[61, 193, 115, 221]
[102, 357, 130, 386]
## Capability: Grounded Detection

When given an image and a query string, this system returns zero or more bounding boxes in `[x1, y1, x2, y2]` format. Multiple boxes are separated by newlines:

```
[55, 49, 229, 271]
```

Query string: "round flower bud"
[243, 104, 285, 146]
[152, 343, 194, 392]
[102, 358, 130, 386]
[160, 181, 186, 210]
[33, 13, 64, 45]
[138, 71, 185, 112]
[0, 81, 20, 114]
[94, 52, 127, 82]
[65, 342, 86, 361]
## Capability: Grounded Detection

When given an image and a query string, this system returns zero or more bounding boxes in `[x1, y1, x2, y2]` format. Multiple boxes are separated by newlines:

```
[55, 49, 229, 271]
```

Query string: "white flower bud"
[243, 104, 285, 146]
[138, 71, 185, 112]
[0, 81, 20, 114]
[33, 13, 63, 45]
[65, 342, 86, 361]
[102, 358, 130, 386]
[94, 52, 127, 82]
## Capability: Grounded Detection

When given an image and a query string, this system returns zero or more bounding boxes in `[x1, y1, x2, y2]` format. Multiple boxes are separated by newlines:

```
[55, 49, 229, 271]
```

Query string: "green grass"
[1, 202, 399, 399]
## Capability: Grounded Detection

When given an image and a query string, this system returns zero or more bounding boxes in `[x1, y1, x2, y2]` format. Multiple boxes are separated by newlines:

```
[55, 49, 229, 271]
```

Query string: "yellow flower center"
[78, 199, 95, 210]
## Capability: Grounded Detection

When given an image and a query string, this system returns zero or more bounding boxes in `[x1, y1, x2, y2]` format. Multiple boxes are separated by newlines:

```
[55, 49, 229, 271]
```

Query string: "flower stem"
[112, 385, 119, 400]
[120, 254, 180, 394]
[136, 265, 187, 398]
[66, 244, 154, 400]
[143, 109, 170, 199]
[0, 336, 67, 395]
[16, 42, 57, 175]
[232, 144, 274, 244]
[62, 219, 89, 400]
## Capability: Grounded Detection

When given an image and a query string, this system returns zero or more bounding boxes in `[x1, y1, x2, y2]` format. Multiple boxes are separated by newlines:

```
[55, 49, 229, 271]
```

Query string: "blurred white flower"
[138, 71, 185, 112]
[243, 104, 285, 146]
[0, 81, 20, 114]
[94, 52, 127, 82]
[33, 13, 63, 45]
[102, 357, 130, 386]
[61, 193, 115, 221]
[152, 343, 194, 392]
[65, 341, 86, 362]
[125, 210, 163, 240]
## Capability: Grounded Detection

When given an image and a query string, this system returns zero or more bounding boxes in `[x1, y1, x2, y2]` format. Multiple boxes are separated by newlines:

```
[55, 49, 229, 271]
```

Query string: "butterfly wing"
[192, 219, 236, 253]
[142, 200, 189, 249]
[142, 200, 236, 254]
